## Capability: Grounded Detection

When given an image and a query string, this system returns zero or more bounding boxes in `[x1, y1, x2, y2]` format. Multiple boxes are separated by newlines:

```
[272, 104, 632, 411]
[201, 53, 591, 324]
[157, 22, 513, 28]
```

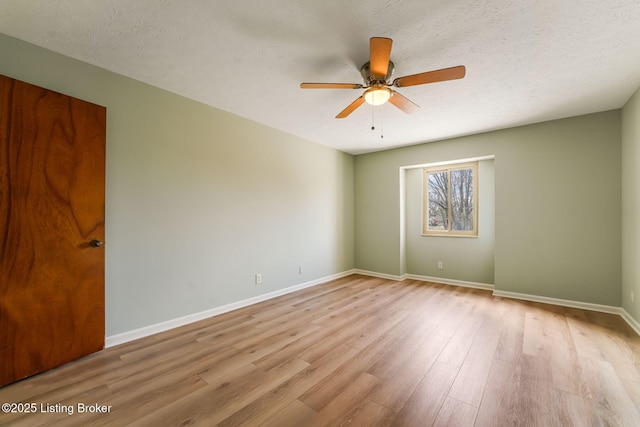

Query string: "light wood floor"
[1, 275, 639, 426]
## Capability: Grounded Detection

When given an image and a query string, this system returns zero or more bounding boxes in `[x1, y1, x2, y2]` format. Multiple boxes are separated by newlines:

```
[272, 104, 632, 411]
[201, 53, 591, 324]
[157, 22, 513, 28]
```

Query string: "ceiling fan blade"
[370, 37, 393, 79]
[393, 65, 466, 87]
[388, 91, 420, 114]
[336, 96, 365, 119]
[300, 83, 363, 89]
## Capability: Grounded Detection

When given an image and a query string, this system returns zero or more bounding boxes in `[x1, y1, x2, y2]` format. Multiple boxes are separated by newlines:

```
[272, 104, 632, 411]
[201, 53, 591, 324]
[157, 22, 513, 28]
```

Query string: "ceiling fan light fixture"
[364, 87, 391, 106]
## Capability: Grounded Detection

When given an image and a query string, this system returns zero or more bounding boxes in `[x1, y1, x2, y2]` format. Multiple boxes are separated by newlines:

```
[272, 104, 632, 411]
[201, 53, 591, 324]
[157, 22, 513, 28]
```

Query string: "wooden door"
[0, 75, 106, 387]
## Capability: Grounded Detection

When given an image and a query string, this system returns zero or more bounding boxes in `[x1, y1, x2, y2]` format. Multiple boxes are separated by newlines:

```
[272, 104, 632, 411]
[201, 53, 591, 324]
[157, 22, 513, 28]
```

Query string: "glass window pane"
[427, 172, 448, 231]
[450, 168, 474, 231]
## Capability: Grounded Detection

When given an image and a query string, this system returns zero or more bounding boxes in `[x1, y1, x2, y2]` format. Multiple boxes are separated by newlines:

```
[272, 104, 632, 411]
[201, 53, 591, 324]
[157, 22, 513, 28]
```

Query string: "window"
[423, 162, 478, 236]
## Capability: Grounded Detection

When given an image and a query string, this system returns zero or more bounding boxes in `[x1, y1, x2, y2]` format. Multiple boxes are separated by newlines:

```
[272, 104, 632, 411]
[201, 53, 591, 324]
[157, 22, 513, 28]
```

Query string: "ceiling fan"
[300, 37, 466, 119]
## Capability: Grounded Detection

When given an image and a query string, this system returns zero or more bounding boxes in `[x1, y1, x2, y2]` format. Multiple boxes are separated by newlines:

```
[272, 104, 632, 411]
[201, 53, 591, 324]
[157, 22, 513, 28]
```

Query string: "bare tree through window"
[427, 172, 448, 230]
[423, 162, 478, 236]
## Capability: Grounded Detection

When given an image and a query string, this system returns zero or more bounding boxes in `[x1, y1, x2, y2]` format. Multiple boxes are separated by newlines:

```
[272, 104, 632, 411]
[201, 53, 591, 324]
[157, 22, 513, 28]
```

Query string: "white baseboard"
[352, 269, 405, 281]
[492, 289, 621, 314]
[105, 269, 356, 348]
[405, 274, 495, 291]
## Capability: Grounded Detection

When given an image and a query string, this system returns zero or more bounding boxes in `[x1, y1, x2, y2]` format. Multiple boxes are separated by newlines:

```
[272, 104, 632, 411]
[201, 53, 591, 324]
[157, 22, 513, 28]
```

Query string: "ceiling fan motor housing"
[361, 61, 395, 85]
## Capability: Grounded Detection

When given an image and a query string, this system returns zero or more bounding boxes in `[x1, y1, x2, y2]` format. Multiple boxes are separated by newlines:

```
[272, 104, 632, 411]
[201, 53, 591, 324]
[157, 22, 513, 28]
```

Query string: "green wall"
[355, 111, 622, 306]
[0, 34, 355, 336]
[622, 86, 640, 320]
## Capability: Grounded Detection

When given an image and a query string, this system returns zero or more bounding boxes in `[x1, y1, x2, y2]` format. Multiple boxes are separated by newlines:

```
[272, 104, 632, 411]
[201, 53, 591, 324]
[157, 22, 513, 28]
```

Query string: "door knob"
[89, 239, 104, 248]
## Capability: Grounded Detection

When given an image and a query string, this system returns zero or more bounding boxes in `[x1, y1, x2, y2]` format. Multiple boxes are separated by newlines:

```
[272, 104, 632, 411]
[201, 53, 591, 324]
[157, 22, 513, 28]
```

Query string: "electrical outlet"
[255, 273, 262, 285]
[632, 291, 635, 303]
[298, 266, 303, 275]
[437, 261, 443, 270]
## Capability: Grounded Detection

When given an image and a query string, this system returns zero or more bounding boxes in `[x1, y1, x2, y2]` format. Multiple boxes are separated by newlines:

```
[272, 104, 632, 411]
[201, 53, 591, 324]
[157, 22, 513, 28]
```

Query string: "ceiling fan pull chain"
[371, 103, 375, 131]
[380, 104, 384, 139]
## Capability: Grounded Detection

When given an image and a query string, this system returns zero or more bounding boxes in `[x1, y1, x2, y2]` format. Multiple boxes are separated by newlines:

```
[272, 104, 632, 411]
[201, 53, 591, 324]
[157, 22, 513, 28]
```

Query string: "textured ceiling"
[2, 0, 640, 154]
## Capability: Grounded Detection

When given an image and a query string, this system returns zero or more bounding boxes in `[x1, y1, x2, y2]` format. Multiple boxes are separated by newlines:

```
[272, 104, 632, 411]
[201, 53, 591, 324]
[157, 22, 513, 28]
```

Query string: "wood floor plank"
[346, 307, 412, 350]
[447, 332, 500, 407]
[365, 313, 437, 379]
[252, 314, 363, 371]
[337, 399, 397, 427]
[436, 311, 483, 368]
[586, 311, 640, 382]
[565, 309, 606, 361]
[432, 396, 478, 427]
[259, 399, 316, 427]
[127, 363, 261, 426]
[107, 344, 237, 395]
[473, 293, 511, 336]
[298, 326, 409, 411]
[475, 355, 557, 427]
[550, 389, 595, 427]
[422, 289, 473, 336]
[297, 313, 377, 363]
[474, 358, 522, 427]
[592, 360, 640, 426]
[369, 334, 450, 411]
[517, 354, 556, 426]
[136, 357, 309, 426]
[217, 343, 360, 426]
[103, 341, 222, 391]
[493, 298, 527, 363]
[391, 361, 459, 427]
[621, 375, 640, 414]
[305, 372, 379, 427]
[231, 322, 321, 356]
[1, 274, 638, 426]
[523, 308, 549, 358]
[301, 286, 378, 324]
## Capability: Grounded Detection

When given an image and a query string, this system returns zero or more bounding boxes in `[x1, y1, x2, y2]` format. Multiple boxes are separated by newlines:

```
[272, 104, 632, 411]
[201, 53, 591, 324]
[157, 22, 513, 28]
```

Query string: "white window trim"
[422, 161, 478, 237]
